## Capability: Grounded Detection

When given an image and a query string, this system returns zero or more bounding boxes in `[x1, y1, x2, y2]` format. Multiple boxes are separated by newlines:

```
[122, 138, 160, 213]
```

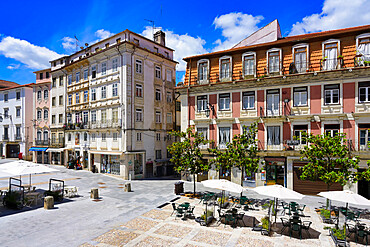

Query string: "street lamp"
[205, 103, 215, 118]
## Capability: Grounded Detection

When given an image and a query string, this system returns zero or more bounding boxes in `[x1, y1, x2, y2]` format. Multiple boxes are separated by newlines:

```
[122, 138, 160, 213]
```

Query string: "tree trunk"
[326, 184, 330, 209]
[193, 173, 196, 197]
[240, 166, 244, 197]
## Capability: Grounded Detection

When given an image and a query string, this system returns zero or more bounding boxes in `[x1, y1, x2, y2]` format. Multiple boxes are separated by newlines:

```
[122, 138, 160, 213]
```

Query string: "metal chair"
[235, 212, 245, 227]
[290, 219, 302, 239]
[301, 221, 312, 238]
[225, 213, 236, 228]
[280, 218, 290, 234]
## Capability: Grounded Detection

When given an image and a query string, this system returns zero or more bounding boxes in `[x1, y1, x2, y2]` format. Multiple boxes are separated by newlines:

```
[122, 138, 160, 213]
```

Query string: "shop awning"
[29, 147, 48, 152]
[89, 150, 123, 155]
[46, 148, 66, 152]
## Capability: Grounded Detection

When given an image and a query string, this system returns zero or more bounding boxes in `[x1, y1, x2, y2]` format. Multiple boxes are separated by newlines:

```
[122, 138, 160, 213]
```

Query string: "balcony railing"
[14, 135, 22, 141]
[50, 138, 64, 148]
[289, 61, 310, 74]
[2, 135, 9, 140]
[320, 58, 343, 71]
[35, 139, 49, 146]
[354, 54, 370, 67]
[64, 119, 122, 130]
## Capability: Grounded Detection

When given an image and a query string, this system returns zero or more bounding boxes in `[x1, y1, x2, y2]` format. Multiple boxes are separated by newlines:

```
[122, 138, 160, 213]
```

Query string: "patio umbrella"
[251, 185, 305, 226]
[0, 170, 15, 178]
[318, 190, 370, 219]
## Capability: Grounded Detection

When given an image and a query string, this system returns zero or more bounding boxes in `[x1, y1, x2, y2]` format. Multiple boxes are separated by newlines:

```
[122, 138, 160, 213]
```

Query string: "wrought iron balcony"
[35, 139, 49, 146]
[64, 119, 122, 130]
[50, 138, 64, 148]
[2, 135, 9, 140]
[320, 57, 344, 71]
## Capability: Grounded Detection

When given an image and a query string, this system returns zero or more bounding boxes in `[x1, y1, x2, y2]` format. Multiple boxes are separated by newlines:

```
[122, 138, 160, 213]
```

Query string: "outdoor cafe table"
[24, 192, 41, 206]
[178, 202, 190, 210]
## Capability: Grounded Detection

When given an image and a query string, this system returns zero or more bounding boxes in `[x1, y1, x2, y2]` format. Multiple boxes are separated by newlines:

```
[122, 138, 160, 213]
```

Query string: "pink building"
[31, 69, 51, 163]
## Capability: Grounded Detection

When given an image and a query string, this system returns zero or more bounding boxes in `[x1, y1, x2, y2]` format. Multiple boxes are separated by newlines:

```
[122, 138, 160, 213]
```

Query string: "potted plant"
[337, 55, 344, 59]
[261, 216, 270, 236]
[325, 226, 348, 247]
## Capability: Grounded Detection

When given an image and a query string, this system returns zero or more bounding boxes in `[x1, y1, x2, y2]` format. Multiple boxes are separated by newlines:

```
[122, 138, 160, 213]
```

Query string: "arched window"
[44, 109, 49, 119]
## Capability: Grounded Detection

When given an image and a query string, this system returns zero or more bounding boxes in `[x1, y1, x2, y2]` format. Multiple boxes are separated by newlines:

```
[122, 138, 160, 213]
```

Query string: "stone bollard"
[124, 183, 131, 192]
[44, 196, 54, 209]
[91, 188, 99, 199]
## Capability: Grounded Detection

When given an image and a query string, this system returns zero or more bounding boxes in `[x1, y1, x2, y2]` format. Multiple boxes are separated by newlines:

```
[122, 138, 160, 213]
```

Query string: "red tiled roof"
[184, 24, 370, 61]
[0, 83, 34, 92]
[0, 80, 19, 89]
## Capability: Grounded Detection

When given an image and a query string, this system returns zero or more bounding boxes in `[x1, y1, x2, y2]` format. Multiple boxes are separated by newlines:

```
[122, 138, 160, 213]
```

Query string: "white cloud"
[62, 37, 76, 52]
[7, 64, 20, 70]
[95, 29, 114, 40]
[0, 36, 64, 70]
[290, 0, 370, 35]
[213, 12, 264, 51]
[142, 26, 207, 71]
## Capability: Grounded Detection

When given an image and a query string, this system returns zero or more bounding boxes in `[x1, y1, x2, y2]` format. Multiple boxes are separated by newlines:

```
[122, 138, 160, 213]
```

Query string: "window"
[59, 95, 63, 105]
[136, 84, 143, 97]
[154, 47, 159, 53]
[242, 91, 255, 109]
[324, 84, 340, 105]
[68, 75, 72, 85]
[84, 90, 88, 102]
[44, 89, 48, 99]
[101, 86, 106, 99]
[135, 60, 142, 74]
[266, 89, 280, 116]
[323, 41, 339, 70]
[59, 76, 64, 86]
[46, 72, 49, 78]
[52, 97, 56, 106]
[37, 130, 42, 140]
[359, 82, 370, 103]
[243, 54, 255, 76]
[37, 91, 42, 100]
[91, 88, 96, 101]
[92, 133, 96, 141]
[101, 62, 107, 75]
[155, 150, 162, 160]
[359, 124, 370, 150]
[133, 38, 139, 45]
[219, 93, 230, 111]
[67, 113, 72, 123]
[68, 95, 72, 105]
[137, 132, 142, 141]
[155, 111, 161, 123]
[3, 108, 8, 118]
[37, 109, 42, 120]
[293, 46, 308, 73]
[219, 127, 230, 148]
[52, 115, 56, 124]
[166, 70, 172, 81]
[44, 109, 48, 119]
[67, 133, 71, 142]
[4, 93, 8, 102]
[84, 133, 88, 142]
[166, 92, 172, 103]
[16, 107, 20, 117]
[155, 66, 161, 79]
[75, 112, 80, 123]
[176, 101, 181, 111]
[293, 87, 308, 106]
[43, 130, 48, 140]
[75, 93, 80, 104]
[113, 132, 118, 141]
[16, 127, 21, 139]
[83, 111, 88, 124]
[101, 110, 107, 123]
[197, 95, 208, 112]
[59, 133, 64, 144]
[197, 127, 208, 140]
[156, 133, 161, 141]
[112, 83, 118, 97]
[52, 78, 56, 87]
[293, 125, 307, 145]
[268, 51, 280, 73]
[40, 73, 43, 80]
[76, 72, 80, 82]
[324, 124, 340, 137]
[220, 57, 231, 79]
[155, 89, 161, 101]
[165, 51, 169, 58]
[91, 111, 96, 123]
[92, 66, 96, 79]
[59, 114, 63, 123]
[3, 127, 9, 139]
[267, 126, 280, 146]
[83, 69, 88, 80]
[357, 35, 370, 65]
[198, 60, 208, 82]
[102, 133, 106, 141]
[112, 58, 118, 72]
[16, 91, 20, 100]
[166, 113, 172, 123]
[136, 109, 143, 122]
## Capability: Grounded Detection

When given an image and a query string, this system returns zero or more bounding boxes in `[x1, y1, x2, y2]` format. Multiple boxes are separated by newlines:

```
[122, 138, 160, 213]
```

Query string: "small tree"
[167, 127, 210, 196]
[299, 133, 361, 193]
[210, 122, 260, 190]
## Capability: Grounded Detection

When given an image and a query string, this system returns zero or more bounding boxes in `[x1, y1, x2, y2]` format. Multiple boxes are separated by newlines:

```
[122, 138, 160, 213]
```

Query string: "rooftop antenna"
[74, 35, 79, 52]
[145, 19, 156, 36]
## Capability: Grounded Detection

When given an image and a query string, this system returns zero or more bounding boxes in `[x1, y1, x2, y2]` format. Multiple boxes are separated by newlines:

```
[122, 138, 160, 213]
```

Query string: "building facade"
[178, 22, 370, 197]
[31, 69, 51, 164]
[50, 29, 177, 179]
[0, 84, 33, 159]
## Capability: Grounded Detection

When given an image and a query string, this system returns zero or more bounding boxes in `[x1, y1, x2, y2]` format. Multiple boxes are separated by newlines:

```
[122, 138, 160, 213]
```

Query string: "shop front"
[101, 154, 120, 175]
[29, 147, 48, 164]
[46, 148, 66, 165]
[89, 151, 123, 176]
[264, 157, 286, 187]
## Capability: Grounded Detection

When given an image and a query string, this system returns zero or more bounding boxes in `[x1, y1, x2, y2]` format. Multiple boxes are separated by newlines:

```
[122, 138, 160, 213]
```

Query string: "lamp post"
[205, 103, 215, 118]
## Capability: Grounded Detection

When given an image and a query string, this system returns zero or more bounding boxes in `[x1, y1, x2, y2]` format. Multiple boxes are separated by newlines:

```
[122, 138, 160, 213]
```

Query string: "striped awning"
[29, 147, 48, 152]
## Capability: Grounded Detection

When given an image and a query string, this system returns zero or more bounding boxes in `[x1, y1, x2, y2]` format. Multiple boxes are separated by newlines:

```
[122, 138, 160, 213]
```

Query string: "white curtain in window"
[358, 43, 370, 64]
[274, 126, 280, 145]
[295, 52, 306, 72]
[324, 47, 337, 70]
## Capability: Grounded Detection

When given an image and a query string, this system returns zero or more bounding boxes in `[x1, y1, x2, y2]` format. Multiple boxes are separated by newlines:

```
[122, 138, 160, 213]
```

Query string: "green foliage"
[261, 216, 270, 230]
[3, 191, 23, 209]
[299, 132, 363, 190]
[167, 127, 211, 194]
[217, 196, 229, 203]
[320, 209, 331, 219]
[325, 226, 346, 240]
[209, 122, 260, 183]
[201, 210, 214, 220]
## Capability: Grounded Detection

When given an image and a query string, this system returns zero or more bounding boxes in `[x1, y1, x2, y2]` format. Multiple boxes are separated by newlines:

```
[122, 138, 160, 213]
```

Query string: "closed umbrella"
[318, 190, 370, 219]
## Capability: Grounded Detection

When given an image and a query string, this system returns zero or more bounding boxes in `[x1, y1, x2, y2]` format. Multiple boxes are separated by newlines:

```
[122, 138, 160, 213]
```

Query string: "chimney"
[153, 30, 166, 46]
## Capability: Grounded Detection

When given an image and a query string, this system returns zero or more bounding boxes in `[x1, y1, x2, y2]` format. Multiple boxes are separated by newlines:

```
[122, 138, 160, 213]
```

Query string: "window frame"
[155, 111, 161, 123]
[101, 86, 106, 99]
[218, 127, 231, 148]
[293, 125, 308, 145]
[322, 39, 341, 70]
[135, 59, 143, 74]
[136, 84, 143, 97]
[292, 43, 309, 73]
[324, 84, 340, 105]
[242, 52, 256, 77]
[197, 59, 210, 83]
[101, 62, 107, 75]
[112, 83, 118, 97]
[218, 93, 231, 111]
[91, 88, 96, 101]
[293, 86, 308, 107]
[219, 56, 232, 80]
[155, 88, 161, 101]
[242, 91, 255, 110]
[155, 65, 161, 79]
[112, 58, 118, 72]
[135, 108, 143, 122]
[266, 48, 282, 74]
[197, 95, 208, 112]
[83, 69, 88, 80]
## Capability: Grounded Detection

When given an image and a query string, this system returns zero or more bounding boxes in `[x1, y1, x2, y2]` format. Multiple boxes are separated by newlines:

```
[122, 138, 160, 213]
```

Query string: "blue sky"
[0, 0, 369, 84]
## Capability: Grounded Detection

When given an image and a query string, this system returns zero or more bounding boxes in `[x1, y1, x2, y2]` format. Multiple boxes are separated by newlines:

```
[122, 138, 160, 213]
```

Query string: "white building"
[0, 84, 33, 159]
[50, 29, 177, 179]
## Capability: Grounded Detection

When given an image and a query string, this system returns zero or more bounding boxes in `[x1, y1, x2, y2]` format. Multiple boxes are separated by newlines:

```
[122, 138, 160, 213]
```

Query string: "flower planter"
[330, 229, 349, 247]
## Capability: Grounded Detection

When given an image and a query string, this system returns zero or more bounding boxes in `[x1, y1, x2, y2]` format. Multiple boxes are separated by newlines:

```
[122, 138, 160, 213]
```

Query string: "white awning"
[46, 148, 66, 152]
[89, 150, 123, 155]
